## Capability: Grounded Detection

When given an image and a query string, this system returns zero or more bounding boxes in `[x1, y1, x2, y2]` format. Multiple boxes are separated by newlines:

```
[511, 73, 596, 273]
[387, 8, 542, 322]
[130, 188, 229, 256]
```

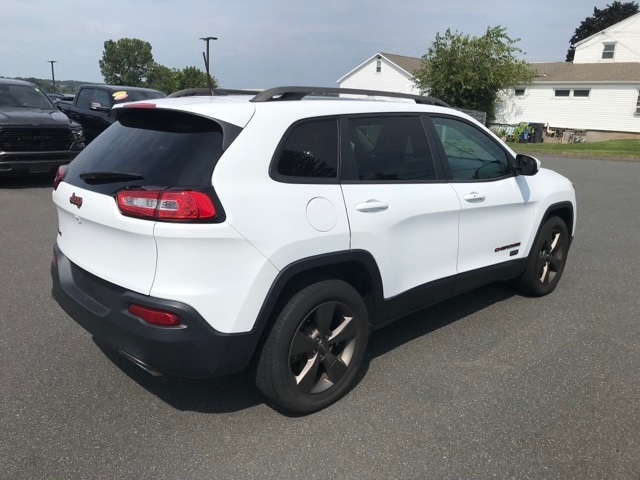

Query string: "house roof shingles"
[531, 62, 640, 82]
[379, 52, 423, 75]
[360, 52, 640, 83]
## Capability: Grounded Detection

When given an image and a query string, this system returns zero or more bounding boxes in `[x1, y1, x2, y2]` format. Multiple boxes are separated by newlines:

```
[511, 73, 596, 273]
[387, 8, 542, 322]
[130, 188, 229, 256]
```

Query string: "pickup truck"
[0, 78, 85, 176]
[58, 84, 165, 143]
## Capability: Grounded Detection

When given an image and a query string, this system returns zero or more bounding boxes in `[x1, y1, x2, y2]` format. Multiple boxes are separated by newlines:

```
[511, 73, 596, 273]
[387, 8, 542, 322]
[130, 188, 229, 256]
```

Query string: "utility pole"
[199, 36, 217, 93]
[47, 60, 57, 93]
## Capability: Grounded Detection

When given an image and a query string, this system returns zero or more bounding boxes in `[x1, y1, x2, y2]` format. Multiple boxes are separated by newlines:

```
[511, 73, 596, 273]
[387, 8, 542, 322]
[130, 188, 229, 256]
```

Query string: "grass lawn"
[507, 139, 640, 160]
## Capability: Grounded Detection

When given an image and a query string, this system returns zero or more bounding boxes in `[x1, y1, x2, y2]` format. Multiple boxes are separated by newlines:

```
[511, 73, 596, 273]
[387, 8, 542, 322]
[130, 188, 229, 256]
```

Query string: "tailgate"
[53, 182, 157, 295]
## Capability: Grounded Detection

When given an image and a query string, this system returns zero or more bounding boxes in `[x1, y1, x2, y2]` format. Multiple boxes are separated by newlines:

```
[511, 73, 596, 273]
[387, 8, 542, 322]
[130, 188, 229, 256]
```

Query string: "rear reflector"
[128, 304, 181, 327]
[116, 189, 216, 220]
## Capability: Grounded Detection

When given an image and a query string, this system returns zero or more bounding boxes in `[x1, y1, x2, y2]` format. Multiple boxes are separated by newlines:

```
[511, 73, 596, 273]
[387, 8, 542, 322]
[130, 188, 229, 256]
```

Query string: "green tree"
[175, 66, 218, 91]
[146, 63, 179, 93]
[565, 1, 638, 61]
[414, 26, 535, 122]
[99, 38, 154, 86]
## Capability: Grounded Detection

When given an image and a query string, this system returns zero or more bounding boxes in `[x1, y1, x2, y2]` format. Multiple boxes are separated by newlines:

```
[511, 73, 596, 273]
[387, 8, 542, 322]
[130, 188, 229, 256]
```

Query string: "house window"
[376, 57, 382, 73]
[554, 89, 571, 97]
[573, 89, 590, 98]
[636, 91, 640, 115]
[602, 43, 616, 60]
[514, 88, 525, 97]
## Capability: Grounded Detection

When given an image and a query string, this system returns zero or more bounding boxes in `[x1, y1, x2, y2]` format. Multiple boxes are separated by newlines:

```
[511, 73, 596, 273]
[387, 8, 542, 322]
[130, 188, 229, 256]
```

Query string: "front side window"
[514, 88, 525, 97]
[275, 119, 338, 179]
[376, 57, 382, 73]
[347, 116, 436, 181]
[431, 116, 511, 181]
[602, 43, 616, 60]
[75, 88, 96, 109]
[95, 89, 112, 108]
[555, 89, 571, 97]
[573, 89, 590, 98]
[636, 91, 640, 115]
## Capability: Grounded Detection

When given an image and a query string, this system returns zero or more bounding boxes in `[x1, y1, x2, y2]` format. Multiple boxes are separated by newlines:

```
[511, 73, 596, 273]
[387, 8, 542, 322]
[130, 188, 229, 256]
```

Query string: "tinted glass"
[431, 116, 510, 181]
[348, 116, 436, 181]
[95, 89, 112, 107]
[0, 84, 55, 109]
[276, 119, 338, 178]
[76, 88, 94, 109]
[65, 109, 225, 194]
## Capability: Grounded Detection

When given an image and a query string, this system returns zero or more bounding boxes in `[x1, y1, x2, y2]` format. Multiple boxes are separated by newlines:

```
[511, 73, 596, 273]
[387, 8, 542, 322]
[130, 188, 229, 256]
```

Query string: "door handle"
[462, 192, 486, 202]
[355, 200, 389, 212]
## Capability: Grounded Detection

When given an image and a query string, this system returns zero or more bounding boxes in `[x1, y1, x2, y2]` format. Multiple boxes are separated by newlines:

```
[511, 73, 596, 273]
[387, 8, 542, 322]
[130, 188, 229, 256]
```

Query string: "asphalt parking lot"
[1, 156, 639, 480]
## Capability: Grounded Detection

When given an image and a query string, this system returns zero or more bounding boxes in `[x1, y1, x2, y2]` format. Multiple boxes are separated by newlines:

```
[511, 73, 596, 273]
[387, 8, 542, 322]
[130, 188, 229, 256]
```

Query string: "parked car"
[57, 84, 165, 143]
[47, 93, 75, 106]
[0, 78, 84, 175]
[50, 86, 576, 413]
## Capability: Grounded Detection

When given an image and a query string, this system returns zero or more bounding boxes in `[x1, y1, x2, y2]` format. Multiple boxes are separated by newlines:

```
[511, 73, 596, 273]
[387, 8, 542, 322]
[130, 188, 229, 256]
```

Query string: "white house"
[339, 14, 640, 139]
[496, 13, 640, 139]
[337, 52, 422, 95]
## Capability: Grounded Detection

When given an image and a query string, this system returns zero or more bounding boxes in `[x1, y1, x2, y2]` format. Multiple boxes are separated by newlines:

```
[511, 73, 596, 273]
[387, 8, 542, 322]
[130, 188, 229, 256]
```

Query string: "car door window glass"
[275, 119, 338, 179]
[431, 117, 510, 180]
[348, 116, 436, 181]
[95, 90, 111, 108]
[75, 89, 95, 109]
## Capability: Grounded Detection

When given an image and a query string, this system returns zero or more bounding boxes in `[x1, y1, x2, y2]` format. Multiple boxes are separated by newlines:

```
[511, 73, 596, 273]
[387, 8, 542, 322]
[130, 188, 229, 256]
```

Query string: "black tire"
[517, 216, 570, 296]
[255, 280, 369, 414]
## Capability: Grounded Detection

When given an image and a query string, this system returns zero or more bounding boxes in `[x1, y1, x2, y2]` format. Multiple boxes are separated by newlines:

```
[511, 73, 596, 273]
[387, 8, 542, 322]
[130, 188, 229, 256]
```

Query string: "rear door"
[340, 115, 460, 306]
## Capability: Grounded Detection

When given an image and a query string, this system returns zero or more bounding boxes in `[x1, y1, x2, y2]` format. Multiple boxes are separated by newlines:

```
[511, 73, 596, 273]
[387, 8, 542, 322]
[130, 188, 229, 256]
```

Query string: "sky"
[0, 0, 607, 89]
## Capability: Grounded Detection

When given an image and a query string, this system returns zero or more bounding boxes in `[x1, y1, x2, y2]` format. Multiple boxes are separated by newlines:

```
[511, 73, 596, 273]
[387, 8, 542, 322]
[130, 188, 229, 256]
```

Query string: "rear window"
[64, 109, 227, 194]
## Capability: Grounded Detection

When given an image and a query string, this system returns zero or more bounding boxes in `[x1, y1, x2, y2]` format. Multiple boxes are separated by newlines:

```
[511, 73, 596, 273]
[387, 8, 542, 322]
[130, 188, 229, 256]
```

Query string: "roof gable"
[337, 52, 422, 83]
[574, 12, 640, 47]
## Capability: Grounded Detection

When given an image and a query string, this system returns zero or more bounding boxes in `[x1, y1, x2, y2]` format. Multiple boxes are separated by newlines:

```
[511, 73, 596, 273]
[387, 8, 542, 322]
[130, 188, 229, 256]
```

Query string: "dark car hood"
[0, 108, 73, 127]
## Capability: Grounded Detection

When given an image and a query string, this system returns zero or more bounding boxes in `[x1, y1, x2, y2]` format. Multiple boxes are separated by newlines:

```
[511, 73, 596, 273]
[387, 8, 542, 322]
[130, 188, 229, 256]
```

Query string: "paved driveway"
[1, 156, 638, 479]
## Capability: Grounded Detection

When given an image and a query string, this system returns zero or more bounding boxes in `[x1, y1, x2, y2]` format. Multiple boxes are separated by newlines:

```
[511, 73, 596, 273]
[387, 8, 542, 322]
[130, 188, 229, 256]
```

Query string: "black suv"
[0, 78, 85, 176]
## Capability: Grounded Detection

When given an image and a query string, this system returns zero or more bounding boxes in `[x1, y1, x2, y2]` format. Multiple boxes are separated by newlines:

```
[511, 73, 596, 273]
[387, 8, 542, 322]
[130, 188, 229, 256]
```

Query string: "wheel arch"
[525, 201, 575, 259]
[253, 250, 384, 336]
[543, 201, 575, 238]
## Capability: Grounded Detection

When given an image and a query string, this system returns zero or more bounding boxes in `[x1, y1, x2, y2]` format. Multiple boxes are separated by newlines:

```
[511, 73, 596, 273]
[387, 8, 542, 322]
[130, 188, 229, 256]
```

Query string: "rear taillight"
[53, 165, 68, 190]
[116, 189, 216, 221]
[128, 304, 181, 327]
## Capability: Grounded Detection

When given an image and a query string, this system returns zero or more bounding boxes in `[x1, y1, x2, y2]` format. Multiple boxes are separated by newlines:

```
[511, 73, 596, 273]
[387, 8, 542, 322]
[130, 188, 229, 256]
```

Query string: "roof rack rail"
[250, 86, 450, 107]
[168, 88, 262, 98]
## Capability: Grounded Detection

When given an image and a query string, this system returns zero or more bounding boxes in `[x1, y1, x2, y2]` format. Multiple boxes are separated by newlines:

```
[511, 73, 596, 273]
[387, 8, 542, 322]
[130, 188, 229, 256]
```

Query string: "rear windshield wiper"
[80, 171, 145, 184]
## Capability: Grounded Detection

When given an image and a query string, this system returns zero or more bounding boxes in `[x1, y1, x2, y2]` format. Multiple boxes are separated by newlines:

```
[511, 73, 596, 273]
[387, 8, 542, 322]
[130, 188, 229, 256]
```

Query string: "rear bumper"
[50, 244, 264, 378]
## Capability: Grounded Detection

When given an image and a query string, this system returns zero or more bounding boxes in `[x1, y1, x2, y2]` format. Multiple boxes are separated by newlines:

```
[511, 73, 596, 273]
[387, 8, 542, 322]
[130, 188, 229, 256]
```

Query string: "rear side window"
[65, 109, 227, 194]
[273, 118, 338, 180]
[348, 116, 436, 181]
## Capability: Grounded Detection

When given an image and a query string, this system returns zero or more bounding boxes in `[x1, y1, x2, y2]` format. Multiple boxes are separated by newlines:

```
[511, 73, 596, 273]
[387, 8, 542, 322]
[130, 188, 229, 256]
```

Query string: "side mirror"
[89, 102, 111, 112]
[515, 154, 540, 176]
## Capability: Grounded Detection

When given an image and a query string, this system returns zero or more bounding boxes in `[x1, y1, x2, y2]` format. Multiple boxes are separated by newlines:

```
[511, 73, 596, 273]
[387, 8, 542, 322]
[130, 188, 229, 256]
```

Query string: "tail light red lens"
[128, 304, 181, 327]
[53, 165, 68, 190]
[116, 189, 216, 221]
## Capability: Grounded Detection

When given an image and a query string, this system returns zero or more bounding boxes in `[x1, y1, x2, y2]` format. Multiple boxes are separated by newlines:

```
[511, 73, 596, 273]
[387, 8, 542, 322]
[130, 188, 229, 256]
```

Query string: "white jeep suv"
[51, 87, 576, 413]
